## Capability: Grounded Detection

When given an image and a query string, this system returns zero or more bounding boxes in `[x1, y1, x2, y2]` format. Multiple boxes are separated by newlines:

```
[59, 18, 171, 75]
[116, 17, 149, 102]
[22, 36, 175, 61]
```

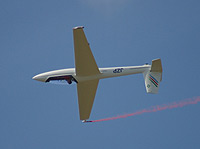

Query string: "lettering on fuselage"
[113, 68, 124, 73]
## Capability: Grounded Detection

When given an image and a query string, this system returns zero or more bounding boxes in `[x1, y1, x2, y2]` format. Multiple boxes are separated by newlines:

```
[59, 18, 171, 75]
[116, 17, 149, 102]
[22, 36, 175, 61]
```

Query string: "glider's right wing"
[73, 26, 100, 76]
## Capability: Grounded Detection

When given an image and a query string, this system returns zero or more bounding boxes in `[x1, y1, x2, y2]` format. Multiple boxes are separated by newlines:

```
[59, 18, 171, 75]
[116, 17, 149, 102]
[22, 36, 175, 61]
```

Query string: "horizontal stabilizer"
[151, 59, 162, 73]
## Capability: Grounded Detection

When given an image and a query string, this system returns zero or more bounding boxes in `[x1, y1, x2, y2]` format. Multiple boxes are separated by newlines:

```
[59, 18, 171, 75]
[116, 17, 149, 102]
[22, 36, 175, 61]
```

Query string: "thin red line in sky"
[90, 96, 200, 123]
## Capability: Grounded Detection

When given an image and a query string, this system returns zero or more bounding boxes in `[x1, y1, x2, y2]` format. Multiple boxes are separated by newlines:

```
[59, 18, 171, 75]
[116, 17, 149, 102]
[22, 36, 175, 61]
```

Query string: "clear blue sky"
[1, 0, 200, 148]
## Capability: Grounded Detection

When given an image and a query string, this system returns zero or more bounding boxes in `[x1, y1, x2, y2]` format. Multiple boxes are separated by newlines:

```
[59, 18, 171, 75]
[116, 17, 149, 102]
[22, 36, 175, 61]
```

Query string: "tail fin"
[143, 59, 163, 94]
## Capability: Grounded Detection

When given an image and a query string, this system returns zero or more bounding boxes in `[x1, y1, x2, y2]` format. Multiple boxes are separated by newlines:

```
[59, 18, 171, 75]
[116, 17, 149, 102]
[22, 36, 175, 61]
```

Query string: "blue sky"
[1, 0, 200, 148]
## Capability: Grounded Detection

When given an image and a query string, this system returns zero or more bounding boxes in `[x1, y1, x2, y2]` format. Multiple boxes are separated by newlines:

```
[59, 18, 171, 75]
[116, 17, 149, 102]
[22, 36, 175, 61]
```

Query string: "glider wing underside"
[73, 27, 100, 120]
[77, 79, 99, 120]
[73, 27, 100, 76]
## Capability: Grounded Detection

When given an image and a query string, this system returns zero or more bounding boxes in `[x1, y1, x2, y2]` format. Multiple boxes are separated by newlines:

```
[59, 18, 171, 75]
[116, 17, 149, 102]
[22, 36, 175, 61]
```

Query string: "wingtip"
[73, 26, 84, 30]
[82, 120, 92, 123]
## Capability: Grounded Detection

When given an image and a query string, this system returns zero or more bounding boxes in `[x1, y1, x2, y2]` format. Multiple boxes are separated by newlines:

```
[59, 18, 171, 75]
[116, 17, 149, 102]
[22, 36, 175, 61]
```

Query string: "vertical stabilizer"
[143, 59, 162, 94]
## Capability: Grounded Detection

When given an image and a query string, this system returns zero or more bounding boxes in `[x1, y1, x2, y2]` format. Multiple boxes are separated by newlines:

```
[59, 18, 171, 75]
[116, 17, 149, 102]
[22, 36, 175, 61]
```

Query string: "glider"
[32, 26, 163, 122]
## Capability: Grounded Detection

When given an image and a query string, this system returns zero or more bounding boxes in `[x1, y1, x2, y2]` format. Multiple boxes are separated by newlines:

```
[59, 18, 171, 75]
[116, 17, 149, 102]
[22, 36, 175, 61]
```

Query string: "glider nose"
[32, 74, 47, 82]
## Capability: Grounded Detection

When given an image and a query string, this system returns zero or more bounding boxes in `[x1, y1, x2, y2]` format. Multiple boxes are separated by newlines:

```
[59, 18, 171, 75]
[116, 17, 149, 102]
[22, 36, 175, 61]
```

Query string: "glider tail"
[143, 59, 163, 94]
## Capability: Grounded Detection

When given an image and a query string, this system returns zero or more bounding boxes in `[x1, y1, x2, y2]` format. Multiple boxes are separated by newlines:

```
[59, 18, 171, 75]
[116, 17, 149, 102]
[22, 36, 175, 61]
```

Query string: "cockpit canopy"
[46, 75, 77, 84]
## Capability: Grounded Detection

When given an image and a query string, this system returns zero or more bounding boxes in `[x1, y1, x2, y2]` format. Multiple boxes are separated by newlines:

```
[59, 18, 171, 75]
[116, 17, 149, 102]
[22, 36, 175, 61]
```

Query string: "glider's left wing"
[77, 79, 99, 120]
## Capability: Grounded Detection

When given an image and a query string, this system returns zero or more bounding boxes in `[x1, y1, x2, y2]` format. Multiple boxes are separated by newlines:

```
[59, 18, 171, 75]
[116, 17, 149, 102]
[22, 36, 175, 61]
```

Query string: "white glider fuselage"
[33, 65, 151, 83]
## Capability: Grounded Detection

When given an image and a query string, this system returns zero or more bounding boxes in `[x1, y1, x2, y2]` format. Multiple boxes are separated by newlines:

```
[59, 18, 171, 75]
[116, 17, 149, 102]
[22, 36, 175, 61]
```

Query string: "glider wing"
[77, 79, 99, 120]
[73, 27, 100, 76]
